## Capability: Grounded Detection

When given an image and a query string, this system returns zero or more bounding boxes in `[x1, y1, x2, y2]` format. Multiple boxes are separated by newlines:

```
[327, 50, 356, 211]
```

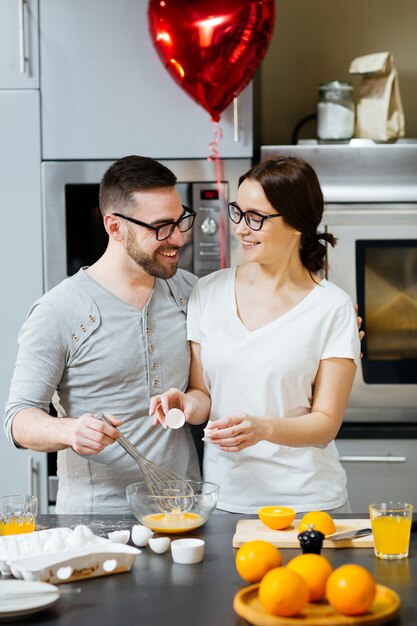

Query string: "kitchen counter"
[5, 513, 417, 625]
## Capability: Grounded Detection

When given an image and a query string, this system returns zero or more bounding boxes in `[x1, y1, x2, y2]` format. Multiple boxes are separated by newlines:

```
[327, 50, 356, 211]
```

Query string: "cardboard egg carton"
[0, 526, 140, 584]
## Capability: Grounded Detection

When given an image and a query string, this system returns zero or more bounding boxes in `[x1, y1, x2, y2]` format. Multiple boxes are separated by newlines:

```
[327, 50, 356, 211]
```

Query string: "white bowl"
[170, 538, 205, 564]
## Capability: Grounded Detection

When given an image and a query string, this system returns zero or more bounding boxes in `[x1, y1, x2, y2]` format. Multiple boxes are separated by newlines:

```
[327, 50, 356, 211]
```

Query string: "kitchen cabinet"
[0, 90, 47, 508]
[0, 0, 39, 88]
[336, 439, 417, 514]
[39, 0, 253, 160]
[0, 440, 47, 509]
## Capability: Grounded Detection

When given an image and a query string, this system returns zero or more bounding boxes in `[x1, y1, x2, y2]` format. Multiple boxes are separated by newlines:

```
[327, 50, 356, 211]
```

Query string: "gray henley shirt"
[4, 268, 201, 513]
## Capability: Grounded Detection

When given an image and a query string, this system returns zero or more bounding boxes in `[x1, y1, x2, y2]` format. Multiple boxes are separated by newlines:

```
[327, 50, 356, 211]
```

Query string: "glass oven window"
[356, 240, 417, 384]
[65, 184, 107, 276]
[64, 182, 195, 276]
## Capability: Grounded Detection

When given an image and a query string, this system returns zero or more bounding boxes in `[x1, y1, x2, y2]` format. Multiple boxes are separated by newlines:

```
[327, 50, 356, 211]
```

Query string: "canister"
[317, 81, 355, 141]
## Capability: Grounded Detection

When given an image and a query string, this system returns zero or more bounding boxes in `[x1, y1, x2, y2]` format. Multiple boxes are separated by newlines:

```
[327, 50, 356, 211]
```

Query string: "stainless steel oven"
[261, 141, 417, 424]
[41, 158, 250, 291]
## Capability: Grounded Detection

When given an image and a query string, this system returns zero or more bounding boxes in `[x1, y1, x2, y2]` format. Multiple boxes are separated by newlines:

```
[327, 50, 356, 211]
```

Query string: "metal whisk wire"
[96, 414, 194, 511]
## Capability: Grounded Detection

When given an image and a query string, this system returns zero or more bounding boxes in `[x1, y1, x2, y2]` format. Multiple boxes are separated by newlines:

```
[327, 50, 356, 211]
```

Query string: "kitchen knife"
[328, 528, 373, 541]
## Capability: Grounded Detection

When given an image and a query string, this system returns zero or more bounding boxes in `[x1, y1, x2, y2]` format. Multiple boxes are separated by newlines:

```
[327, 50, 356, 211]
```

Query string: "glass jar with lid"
[317, 81, 355, 141]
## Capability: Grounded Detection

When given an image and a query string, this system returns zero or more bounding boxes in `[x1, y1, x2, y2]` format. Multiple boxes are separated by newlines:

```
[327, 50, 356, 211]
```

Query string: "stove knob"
[200, 217, 217, 235]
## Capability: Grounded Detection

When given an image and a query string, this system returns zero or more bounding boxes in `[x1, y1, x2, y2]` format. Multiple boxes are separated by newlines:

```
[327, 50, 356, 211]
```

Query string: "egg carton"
[0, 526, 140, 584]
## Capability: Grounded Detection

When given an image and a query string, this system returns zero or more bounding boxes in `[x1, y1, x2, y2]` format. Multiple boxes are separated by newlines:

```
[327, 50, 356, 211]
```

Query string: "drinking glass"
[0, 495, 38, 535]
[369, 501, 413, 560]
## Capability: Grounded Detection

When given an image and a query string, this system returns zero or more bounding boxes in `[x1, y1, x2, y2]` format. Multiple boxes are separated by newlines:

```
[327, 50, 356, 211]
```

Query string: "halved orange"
[258, 506, 296, 530]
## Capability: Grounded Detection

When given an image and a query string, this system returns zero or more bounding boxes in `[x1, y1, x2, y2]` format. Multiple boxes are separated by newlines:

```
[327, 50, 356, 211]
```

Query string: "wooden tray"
[233, 583, 400, 626]
[233, 519, 374, 549]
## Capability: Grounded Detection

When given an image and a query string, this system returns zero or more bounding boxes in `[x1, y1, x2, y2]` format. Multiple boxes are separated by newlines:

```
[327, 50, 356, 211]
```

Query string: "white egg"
[28, 533, 43, 555]
[148, 536, 171, 554]
[64, 532, 87, 549]
[108, 530, 130, 544]
[73, 524, 94, 538]
[43, 534, 66, 553]
[38, 531, 51, 543]
[6, 537, 20, 560]
[18, 538, 34, 558]
[131, 524, 153, 547]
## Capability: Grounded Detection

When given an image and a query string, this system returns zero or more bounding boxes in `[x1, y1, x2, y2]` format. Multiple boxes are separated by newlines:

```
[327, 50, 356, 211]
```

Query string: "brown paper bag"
[349, 52, 405, 141]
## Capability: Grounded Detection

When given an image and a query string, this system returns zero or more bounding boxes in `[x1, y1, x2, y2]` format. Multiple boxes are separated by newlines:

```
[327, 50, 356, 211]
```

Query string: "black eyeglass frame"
[228, 201, 282, 231]
[112, 206, 196, 241]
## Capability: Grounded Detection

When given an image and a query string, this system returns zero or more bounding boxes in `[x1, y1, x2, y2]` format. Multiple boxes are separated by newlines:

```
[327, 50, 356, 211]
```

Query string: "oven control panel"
[192, 182, 229, 277]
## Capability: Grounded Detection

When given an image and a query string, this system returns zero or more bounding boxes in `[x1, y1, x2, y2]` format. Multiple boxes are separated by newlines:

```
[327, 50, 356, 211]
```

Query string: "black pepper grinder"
[298, 524, 325, 554]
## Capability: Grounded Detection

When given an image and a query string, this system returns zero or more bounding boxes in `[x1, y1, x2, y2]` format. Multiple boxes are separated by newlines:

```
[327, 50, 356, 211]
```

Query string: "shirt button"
[149, 345, 155, 354]
[151, 362, 157, 371]
[72, 334, 79, 342]
[89, 315, 96, 322]
[80, 324, 87, 332]
[146, 327, 151, 334]
[151, 379, 159, 388]
[179, 297, 185, 306]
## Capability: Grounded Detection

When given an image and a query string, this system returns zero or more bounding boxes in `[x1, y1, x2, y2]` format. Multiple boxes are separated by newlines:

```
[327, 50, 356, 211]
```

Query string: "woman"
[150, 157, 360, 514]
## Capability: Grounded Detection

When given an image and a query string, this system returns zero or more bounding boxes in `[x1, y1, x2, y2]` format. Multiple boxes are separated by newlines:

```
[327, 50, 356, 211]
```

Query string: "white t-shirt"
[187, 267, 361, 513]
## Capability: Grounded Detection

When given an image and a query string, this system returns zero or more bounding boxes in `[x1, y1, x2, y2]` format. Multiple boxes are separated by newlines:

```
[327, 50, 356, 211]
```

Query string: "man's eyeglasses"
[228, 202, 282, 231]
[112, 207, 196, 241]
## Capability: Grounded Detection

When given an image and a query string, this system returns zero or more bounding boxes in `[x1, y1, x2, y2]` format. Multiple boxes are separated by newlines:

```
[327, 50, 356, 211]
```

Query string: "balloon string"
[208, 121, 227, 269]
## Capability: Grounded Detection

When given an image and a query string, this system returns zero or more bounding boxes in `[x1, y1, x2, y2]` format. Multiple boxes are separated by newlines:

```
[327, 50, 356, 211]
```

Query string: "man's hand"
[67, 413, 122, 455]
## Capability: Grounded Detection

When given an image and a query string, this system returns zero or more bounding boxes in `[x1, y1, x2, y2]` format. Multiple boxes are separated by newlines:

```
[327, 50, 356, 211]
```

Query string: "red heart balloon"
[148, 0, 275, 122]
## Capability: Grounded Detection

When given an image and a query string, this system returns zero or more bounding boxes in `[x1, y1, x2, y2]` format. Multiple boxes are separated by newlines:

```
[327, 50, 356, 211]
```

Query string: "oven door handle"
[339, 455, 406, 463]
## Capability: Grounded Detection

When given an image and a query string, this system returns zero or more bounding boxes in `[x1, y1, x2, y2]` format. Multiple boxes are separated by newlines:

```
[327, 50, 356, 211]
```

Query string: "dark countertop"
[5, 513, 417, 625]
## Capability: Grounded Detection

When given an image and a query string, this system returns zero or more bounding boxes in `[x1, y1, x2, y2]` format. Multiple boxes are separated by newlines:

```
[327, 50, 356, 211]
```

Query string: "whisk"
[96, 414, 194, 511]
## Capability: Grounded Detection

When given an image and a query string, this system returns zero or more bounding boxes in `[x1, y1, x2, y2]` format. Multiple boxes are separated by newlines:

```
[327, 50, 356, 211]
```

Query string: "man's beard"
[126, 228, 179, 279]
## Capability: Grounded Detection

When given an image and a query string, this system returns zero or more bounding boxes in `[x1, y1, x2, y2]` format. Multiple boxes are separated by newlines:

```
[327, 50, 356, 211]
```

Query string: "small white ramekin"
[170, 538, 205, 564]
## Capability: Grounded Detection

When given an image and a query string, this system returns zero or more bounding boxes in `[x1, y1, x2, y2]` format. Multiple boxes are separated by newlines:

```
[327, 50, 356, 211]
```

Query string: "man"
[4, 155, 201, 513]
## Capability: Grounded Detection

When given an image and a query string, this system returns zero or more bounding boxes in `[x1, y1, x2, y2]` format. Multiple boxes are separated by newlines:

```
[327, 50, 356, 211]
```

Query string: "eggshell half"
[148, 537, 171, 554]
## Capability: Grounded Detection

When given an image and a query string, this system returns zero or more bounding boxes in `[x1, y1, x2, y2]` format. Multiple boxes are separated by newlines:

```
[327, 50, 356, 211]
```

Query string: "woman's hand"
[354, 304, 365, 356]
[204, 414, 270, 451]
[149, 388, 195, 429]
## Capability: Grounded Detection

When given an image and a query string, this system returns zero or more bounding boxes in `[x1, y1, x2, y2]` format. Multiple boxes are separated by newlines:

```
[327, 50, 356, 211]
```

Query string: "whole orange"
[259, 567, 309, 617]
[326, 564, 376, 616]
[235, 540, 282, 583]
[286, 553, 333, 601]
[298, 511, 336, 536]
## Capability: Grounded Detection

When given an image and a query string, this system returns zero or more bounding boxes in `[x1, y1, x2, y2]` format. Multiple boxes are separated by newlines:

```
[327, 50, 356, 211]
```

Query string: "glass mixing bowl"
[126, 480, 220, 534]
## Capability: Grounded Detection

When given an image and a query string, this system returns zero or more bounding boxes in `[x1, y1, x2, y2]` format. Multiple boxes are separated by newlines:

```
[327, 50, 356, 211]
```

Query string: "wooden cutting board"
[233, 518, 374, 548]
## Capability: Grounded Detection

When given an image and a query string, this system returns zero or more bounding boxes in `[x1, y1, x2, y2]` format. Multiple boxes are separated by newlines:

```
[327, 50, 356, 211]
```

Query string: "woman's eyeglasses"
[228, 202, 282, 231]
[112, 207, 196, 241]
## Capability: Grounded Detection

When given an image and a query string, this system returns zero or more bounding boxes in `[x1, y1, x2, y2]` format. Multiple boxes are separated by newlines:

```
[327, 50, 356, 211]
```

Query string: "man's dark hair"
[99, 155, 177, 216]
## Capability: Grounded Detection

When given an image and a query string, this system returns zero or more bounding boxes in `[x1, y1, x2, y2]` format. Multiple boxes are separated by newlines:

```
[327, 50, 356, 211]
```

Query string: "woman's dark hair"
[99, 155, 177, 216]
[239, 156, 336, 274]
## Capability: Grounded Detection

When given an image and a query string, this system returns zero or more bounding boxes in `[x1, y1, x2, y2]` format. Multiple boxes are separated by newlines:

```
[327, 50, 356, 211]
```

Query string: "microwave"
[41, 158, 251, 291]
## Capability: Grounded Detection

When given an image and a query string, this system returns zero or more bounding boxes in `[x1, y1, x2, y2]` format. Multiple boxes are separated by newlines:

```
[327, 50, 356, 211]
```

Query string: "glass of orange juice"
[0, 495, 38, 536]
[369, 501, 413, 560]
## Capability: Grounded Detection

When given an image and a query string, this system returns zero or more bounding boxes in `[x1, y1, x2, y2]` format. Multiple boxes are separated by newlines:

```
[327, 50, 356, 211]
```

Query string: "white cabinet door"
[39, 0, 252, 160]
[0, 90, 46, 509]
[0, 440, 47, 512]
[0, 90, 43, 407]
[0, 0, 39, 88]
[336, 439, 417, 514]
